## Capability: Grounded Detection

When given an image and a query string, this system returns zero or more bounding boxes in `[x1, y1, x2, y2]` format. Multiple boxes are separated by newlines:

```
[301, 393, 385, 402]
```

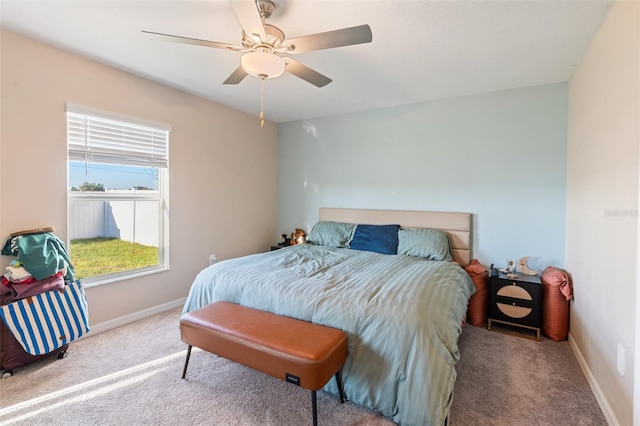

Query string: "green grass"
[70, 237, 158, 280]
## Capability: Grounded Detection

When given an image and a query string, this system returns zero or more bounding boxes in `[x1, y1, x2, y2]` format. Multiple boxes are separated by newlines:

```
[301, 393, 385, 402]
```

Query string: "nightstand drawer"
[490, 297, 540, 328]
[492, 278, 540, 303]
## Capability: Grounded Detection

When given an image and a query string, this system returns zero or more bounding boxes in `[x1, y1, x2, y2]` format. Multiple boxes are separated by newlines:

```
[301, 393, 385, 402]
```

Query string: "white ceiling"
[1, 0, 613, 123]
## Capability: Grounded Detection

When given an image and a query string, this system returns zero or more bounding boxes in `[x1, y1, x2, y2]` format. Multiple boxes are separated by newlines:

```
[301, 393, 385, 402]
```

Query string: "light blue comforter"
[183, 244, 476, 425]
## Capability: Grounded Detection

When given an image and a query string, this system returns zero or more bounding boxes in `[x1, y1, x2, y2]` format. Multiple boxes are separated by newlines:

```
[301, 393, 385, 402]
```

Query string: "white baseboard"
[88, 297, 186, 336]
[568, 332, 618, 426]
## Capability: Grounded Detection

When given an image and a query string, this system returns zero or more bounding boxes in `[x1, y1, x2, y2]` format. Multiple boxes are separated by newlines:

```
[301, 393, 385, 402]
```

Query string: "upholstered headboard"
[319, 208, 472, 266]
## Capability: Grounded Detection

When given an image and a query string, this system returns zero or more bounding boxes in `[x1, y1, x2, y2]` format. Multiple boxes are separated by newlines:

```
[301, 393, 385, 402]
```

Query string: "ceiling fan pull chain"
[260, 77, 265, 128]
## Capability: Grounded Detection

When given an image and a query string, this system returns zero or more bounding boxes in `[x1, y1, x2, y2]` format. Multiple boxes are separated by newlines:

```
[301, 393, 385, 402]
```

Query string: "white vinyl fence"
[69, 199, 159, 247]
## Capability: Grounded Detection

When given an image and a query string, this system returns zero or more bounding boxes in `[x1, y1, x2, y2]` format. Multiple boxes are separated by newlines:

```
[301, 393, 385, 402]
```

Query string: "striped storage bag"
[0, 280, 89, 355]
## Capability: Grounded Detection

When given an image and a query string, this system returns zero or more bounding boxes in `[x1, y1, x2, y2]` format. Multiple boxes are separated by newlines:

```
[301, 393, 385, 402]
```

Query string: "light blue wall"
[277, 83, 567, 270]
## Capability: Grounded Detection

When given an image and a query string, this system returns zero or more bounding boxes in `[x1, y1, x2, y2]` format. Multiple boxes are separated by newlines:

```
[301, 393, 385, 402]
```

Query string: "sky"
[68, 161, 158, 190]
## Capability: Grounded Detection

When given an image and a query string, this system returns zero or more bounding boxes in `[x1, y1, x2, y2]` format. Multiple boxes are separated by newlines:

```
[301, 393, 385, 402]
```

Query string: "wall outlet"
[617, 343, 625, 376]
[209, 254, 217, 265]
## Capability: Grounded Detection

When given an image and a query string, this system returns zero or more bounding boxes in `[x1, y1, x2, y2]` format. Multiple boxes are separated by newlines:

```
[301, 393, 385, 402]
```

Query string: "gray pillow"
[397, 228, 453, 261]
[306, 221, 356, 248]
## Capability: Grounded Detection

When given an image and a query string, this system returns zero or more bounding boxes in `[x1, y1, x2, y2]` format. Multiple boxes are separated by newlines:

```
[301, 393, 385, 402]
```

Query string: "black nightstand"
[488, 272, 542, 341]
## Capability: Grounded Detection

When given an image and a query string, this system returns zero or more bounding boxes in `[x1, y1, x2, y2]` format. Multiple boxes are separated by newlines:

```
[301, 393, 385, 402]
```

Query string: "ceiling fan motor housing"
[242, 23, 284, 49]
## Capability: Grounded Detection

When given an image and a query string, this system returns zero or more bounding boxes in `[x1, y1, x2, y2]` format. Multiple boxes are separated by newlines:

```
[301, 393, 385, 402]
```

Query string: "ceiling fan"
[142, 0, 373, 89]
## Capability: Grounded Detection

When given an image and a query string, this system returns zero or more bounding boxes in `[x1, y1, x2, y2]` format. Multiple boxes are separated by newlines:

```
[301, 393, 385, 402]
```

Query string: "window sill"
[81, 266, 169, 289]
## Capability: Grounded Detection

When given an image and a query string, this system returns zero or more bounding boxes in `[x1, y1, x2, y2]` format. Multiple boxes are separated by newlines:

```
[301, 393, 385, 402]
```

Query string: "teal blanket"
[2, 232, 75, 282]
[183, 244, 475, 425]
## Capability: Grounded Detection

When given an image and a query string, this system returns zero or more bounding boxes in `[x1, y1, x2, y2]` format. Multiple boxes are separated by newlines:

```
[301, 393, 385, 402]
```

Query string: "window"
[66, 104, 170, 286]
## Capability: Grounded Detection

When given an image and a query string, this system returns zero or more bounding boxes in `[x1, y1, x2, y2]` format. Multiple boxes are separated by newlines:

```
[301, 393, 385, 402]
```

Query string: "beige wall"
[566, 2, 639, 424]
[0, 30, 278, 326]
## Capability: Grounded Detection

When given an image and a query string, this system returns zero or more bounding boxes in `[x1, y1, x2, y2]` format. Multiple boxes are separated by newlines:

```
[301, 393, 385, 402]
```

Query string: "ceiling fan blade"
[142, 30, 240, 51]
[230, 0, 267, 42]
[223, 66, 248, 84]
[285, 58, 332, 88]
[285, 24, 372, 54]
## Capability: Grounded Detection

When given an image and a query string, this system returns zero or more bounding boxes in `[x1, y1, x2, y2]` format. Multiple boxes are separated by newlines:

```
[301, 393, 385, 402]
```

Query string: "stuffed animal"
[291, 228, 306, 245]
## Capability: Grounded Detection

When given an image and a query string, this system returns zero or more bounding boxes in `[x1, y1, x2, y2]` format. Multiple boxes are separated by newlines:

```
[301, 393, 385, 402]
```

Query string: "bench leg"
[182, 345, 192, 379]
[335, 371, 346, 403]
[310, 371, 345, 426]
[311, 390, 318, 426]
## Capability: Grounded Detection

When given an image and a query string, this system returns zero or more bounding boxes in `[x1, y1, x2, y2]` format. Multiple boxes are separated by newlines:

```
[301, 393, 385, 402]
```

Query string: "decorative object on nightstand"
[517, 256, 539, 275]
[488, 271, 542, 341]
[279, 233, 291, 246]
[504, 259, 518, 279]
[290, 228, 306, 245]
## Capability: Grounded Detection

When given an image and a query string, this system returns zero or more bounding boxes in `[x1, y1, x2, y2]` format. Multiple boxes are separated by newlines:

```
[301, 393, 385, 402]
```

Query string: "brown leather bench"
[180, 301, 348, 426]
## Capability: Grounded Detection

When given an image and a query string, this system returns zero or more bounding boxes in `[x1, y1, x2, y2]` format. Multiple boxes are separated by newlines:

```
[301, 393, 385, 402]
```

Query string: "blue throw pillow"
[349, 224, 400, 255]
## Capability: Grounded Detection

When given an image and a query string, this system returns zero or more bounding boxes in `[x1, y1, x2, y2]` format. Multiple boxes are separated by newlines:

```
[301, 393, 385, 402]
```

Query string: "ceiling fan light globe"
[241, 51, 285, 79]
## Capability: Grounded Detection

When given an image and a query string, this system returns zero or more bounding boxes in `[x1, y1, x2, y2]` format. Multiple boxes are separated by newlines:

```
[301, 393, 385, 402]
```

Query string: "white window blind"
[66, 106, 170, 168]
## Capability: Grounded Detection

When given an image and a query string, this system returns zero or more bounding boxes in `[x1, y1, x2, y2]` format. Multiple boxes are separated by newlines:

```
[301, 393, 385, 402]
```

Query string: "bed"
[182, 208, 476, 425]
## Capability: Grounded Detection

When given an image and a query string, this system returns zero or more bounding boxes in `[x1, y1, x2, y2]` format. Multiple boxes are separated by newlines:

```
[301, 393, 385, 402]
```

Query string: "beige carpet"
[0, 308, 606, 425]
